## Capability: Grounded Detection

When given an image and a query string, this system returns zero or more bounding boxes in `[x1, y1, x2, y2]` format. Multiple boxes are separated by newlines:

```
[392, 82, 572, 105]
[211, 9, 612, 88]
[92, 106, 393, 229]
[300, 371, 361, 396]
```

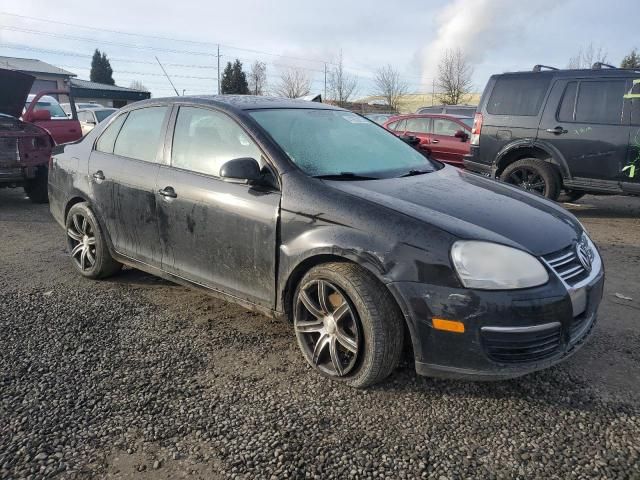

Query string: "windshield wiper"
[313, 172, 380, 180]
[400, 169, 432, 177]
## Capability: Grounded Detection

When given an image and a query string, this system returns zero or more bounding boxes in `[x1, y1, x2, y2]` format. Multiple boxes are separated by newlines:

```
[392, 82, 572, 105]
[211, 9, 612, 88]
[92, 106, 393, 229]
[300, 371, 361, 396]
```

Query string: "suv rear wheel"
[500, 158, 561, 201]
[293, 262, 404, 388]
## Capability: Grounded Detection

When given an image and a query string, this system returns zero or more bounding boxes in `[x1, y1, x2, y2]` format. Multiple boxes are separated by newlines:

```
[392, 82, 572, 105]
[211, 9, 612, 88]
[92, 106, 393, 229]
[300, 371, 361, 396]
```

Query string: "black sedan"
[48, 96, 604, 387]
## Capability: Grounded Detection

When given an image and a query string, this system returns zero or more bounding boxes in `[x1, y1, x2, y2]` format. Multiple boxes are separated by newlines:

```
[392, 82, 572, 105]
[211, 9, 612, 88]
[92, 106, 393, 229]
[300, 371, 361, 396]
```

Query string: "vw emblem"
[576, 242, 592, 272]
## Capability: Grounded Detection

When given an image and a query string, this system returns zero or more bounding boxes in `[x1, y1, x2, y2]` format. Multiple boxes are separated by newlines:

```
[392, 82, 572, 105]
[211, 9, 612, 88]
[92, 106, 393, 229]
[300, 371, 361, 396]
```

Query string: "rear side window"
[574, 80, 626, 124]
[95, 113, 127, 153]
[171, 106, 261, 177]
[487, 77, 550, 116]
[388, 119, 406, 131]
[113, 107, 168, 162]
[557, 82, 578, 122]
[404, 118, 430, 133]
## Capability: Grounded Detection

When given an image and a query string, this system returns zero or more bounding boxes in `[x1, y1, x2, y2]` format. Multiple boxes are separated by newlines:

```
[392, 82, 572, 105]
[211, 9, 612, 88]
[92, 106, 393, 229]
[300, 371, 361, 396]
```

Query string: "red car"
[383, 114, 472, 167]
[24, 92, 82, 145]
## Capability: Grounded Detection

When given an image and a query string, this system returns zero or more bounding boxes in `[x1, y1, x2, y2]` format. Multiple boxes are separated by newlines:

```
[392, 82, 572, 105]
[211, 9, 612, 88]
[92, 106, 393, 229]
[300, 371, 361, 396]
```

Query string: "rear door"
[622, 80, 640, 193]
[429, 117, 470, 166]
[155, 105, 281, 307]
[538, 78, 630, 184]
[88, 105, 169, 267]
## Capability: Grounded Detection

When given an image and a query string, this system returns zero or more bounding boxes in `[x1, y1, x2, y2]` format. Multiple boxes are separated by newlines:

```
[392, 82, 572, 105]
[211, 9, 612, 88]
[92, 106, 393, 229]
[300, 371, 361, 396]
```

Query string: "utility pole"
[324, 63, 327, 101]
[217, 44, 221, 95]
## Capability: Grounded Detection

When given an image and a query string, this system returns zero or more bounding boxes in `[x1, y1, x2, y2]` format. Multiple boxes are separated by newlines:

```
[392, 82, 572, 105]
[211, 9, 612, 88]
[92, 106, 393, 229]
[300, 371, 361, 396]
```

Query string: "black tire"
[65, 202, 122, 279]
[558, 189, 586, 203]
[293, 262, 404, 388]
[24, 167, 49, 204]
[500, 158, 561, 201]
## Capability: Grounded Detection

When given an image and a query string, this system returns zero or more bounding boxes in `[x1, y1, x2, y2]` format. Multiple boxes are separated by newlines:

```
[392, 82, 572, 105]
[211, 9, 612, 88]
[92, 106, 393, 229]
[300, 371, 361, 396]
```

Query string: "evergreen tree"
[621, 49, 640, 69]
[90, 49, 115, 85]
[220, 59, 249, 94]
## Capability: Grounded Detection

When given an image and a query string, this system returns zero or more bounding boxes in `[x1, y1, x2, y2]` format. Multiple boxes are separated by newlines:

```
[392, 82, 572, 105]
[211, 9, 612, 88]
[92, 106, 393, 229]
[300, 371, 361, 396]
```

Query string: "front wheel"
[500, 158, 561, 201]
[293, 262, 404, 388]
[66, 202, 122, 279]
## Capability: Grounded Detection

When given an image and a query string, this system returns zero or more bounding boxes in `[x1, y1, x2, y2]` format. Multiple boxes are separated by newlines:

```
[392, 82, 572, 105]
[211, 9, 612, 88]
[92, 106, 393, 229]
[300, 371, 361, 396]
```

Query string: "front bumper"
[389, 263, 604, 380]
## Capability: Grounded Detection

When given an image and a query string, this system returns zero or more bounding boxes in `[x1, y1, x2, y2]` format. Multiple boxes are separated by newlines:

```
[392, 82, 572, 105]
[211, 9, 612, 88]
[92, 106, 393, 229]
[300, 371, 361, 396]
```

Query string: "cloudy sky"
[0, 0, 637, 98]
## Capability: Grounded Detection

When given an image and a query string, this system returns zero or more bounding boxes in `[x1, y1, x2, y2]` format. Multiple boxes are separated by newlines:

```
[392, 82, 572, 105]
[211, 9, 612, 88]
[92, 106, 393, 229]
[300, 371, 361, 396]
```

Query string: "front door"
[88, 106, 169, 266]
[403, 117, 432, 157]
[155, 105, 280, 307]
[538, 78, 631, 185]
[429, 117, 470, 166]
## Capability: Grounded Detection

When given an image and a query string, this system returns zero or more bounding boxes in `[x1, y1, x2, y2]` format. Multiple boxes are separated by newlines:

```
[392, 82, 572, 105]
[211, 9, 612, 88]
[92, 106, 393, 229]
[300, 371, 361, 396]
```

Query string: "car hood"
[325, 166, 581, 256]
[0, 69, 35, 118]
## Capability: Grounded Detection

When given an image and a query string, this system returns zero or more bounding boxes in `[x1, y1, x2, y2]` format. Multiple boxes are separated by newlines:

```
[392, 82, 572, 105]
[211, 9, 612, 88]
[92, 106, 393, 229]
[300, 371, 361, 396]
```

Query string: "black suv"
[464, 65, 640, 201]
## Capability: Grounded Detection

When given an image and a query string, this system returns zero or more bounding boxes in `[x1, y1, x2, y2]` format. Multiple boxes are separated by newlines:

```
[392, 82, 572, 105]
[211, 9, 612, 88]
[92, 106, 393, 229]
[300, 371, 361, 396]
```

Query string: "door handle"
[546, 126, 568, 135]
[92, 170, 105, 181]
[431, 139, 440, 144]
[158, 186, 177, 199]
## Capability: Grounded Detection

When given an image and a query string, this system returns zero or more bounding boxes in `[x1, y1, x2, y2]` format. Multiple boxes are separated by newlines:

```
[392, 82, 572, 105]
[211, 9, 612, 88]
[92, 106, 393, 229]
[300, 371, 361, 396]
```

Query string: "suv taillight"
[470, 113, 483, 146]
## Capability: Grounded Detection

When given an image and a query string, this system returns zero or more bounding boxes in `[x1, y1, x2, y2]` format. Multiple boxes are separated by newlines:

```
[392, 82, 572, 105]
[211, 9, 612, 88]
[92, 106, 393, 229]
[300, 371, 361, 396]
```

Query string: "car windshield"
[94, 110, 115, 122]
[250, 109, 436, 178]
[460, 117, 473, 128]
[25, 96, 68, 119]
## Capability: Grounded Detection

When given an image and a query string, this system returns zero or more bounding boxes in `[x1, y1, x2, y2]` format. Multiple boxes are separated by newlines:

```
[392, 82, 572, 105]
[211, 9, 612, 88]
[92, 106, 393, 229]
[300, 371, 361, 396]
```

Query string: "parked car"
[49, 96, 604, 387]
[24, 93, 82, 145]
[417, 104, 477, 117]
[384, 114, 472, 167]
[61, 102, 103, 118]
[464, 65, 640, 201]
[364, 113, 395, 125]
[0, 69, 54, 203]
[78, 108, 118, 136]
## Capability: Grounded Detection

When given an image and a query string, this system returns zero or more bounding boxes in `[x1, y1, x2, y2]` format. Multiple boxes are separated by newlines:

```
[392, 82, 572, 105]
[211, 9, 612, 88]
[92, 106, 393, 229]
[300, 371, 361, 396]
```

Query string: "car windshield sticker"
[623, 79, 640, 99]
[622, 81, 640, 178]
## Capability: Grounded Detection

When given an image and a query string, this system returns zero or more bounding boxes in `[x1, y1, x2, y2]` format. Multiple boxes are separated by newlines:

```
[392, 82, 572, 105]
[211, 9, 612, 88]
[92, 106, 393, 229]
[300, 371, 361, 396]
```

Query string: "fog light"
[432, 318, 465, 333]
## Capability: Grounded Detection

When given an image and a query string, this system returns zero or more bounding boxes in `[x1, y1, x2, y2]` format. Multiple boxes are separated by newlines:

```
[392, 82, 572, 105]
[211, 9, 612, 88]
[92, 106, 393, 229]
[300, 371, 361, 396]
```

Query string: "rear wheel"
[293, 262, 404, 388]
[24, 167, 49, 204]
[500, 158, 561, 201]
[66, 202, 121, 279]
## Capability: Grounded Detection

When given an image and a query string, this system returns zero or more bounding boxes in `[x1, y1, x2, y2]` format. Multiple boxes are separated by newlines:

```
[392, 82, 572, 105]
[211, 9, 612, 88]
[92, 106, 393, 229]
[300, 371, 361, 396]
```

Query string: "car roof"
[130, 95, 342, 112]
[78, 107, 116, 112]
[493, 68, 640, 79]
[387, 113, 471, 121]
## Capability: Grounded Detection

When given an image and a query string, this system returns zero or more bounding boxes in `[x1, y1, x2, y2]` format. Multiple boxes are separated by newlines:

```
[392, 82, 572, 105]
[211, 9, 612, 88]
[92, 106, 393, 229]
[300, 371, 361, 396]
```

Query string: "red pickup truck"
[0, 68, 82, 203]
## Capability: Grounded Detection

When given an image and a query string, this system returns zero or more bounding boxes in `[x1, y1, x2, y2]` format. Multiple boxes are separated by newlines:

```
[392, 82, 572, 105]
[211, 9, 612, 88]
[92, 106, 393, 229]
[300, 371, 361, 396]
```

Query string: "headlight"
[451, 241, 549, 290]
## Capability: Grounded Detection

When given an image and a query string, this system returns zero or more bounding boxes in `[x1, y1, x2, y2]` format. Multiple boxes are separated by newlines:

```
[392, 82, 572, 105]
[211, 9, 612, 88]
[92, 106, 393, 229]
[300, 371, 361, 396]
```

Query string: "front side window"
[113, 107, 168, 162]
[574, 80, 626, 124]
[404, 118, 430, 134]
[487, 76, 550, 116]
[95, 113, 127, 153]
[250, 109, 436, 178]
[433, 119, 461, 136]
[171, 106, 262, 177]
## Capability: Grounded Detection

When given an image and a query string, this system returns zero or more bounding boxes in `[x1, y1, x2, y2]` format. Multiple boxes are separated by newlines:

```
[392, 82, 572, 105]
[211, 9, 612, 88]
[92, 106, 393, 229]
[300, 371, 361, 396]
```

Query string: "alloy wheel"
[294, 279, 361, 377]
[507, 167, 547, 195]
[67, 213, 97, 271]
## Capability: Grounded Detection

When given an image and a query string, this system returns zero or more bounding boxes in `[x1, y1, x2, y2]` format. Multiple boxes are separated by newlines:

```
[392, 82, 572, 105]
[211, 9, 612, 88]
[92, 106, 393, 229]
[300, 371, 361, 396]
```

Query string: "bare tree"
[435, 48, 473, 105]
[248, 61, 267, 95]
[275, 68, 311, 98]
[129, 80, 149, 92]
[567, 43, 608, 69]
[373, 64, 408, 111]
[328, 50, 358, 107]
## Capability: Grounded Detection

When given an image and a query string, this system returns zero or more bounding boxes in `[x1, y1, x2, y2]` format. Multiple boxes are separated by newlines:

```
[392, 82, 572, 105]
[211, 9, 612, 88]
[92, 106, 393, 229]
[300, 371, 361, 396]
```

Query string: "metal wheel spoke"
[336, 328, 358, 353]
[317, 281, 330, 315]
[332, 301, 350, 321]
[529, 181, 545, 189]
[312, 334, 330, 365]
[81, 217, 88, 234]
[299, 291, 324, 319]
[86, 249, 96, 266]
[67, 228, 83, 241]
[80, 248, 88, 270]
[71, 243, 84, 258]
[329, 337, 344, 376]
[295, 319, 324, 333]
[72, 215, 83, 234]
[86, 237, 96, 246]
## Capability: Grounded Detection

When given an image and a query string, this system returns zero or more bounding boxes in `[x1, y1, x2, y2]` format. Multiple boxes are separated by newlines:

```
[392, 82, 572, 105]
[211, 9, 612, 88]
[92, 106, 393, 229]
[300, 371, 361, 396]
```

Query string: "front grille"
[482, 323, 562, 364]
[543, 245, 589, 286]
[0, 138, 20, 167]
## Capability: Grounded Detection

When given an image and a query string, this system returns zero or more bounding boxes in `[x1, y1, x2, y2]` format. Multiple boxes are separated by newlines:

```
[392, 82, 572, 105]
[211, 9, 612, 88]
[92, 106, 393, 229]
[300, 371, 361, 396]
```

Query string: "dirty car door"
[156, 106, 280, 307]
[88, 106, 169, 266]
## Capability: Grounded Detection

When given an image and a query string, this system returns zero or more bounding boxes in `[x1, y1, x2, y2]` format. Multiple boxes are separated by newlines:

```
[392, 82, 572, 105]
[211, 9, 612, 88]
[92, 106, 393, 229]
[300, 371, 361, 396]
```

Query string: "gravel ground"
[1, 188, 639, 480]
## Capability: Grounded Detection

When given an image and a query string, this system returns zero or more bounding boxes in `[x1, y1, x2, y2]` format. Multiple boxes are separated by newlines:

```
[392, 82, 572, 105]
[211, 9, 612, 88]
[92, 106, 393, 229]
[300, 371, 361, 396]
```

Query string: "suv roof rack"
[532, 65, 559, 72]
[592, 62, 617, 70]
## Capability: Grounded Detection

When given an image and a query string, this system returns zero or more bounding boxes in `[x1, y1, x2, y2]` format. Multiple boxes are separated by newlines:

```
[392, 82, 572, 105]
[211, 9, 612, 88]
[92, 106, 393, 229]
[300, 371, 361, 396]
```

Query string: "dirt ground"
[1, 188, 639, 479]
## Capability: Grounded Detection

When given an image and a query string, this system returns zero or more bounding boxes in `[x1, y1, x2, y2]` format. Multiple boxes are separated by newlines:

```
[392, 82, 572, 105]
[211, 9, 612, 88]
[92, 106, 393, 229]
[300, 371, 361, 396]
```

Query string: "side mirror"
[30, 109, 52, 122]
[219, 157, 262, 184]
[400, 135, 420, 147]
[454, 130, 469, 141]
